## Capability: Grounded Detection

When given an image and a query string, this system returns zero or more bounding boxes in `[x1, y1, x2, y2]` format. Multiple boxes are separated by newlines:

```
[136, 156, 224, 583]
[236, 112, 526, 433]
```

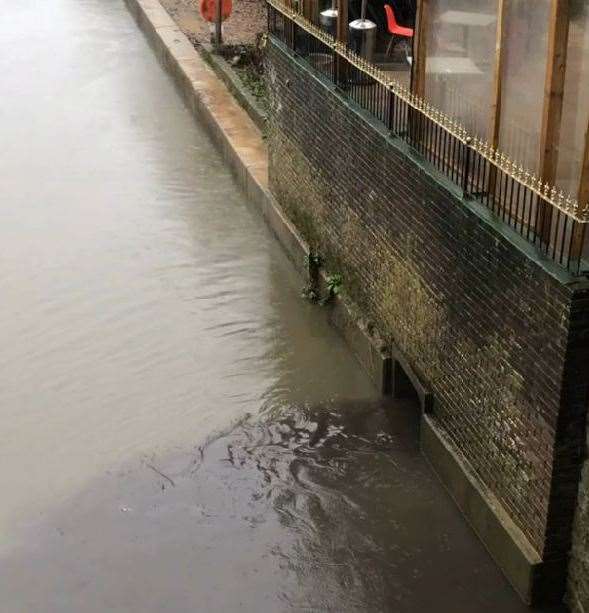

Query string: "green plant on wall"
[300, 252, 343, 306]
[320, 273, 342, 306]
[301, 284, 319, 303]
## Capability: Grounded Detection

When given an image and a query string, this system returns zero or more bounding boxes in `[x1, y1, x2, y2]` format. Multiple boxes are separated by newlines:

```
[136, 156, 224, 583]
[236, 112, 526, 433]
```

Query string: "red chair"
[384, 4, 414, 61]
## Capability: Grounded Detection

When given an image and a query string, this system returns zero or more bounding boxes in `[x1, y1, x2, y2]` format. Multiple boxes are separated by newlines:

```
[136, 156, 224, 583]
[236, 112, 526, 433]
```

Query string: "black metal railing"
[267, 1, 589, 274]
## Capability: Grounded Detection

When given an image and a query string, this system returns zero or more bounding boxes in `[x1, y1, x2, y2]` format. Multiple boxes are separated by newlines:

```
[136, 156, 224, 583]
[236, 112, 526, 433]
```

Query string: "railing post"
[569, 219, 587, 274]
[335, 0, 348, 89]
[214, 0, 223, 46]
[291, 20, 297, 53]
[386, 86, 394, 133]
[462, 137, 473, 197]
[335, 51, 349, 90]
[536, 198, 554, 247]
[267, 4, 271, 35]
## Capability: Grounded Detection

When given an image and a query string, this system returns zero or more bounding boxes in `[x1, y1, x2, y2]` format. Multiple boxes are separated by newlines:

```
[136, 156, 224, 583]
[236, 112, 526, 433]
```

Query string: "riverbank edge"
[122, 0, 391, 393]
[197, 42, 267, 132]
[123, 0, 546, 603]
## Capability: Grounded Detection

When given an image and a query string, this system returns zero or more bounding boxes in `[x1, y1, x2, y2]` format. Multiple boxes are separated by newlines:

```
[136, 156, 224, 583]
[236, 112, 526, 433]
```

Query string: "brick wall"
[266, 38, 589, 588]
[565, 293, 589, 611]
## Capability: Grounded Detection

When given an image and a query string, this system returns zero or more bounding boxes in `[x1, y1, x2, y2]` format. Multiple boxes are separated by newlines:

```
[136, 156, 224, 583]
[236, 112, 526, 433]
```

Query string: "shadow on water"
[0, 397, 565, 613]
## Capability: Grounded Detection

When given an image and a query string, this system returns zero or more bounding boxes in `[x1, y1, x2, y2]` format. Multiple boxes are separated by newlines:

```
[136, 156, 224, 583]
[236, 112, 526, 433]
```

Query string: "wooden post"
[539, 0, 570, 184]
[336, 0, 348, 46]
[570, 122, 588, 267]
[408, 0, 428, 149]
[214, 0, 222, 47]
[411, 0, 428, 98]
[489, 0, 507, 149]
[486, 0, 507, 204]
[537, 0, 570, 243]
[335, 0, 348, 88]
[579, 120, 589, 208]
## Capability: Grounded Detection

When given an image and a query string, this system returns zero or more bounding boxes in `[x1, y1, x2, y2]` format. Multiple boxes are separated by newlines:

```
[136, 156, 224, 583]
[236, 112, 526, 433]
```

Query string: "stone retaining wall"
[266, 38, 589, 604]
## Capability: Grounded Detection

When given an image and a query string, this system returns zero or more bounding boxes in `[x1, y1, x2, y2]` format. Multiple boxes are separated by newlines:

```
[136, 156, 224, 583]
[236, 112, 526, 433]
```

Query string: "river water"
[0, 1, 559, 612]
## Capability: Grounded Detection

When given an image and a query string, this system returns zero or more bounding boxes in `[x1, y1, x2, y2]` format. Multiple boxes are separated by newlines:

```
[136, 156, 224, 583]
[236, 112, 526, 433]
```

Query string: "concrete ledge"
[421, 413, 545, 605]
[326, 293, 392, 394]
[198, 43, 267, 132]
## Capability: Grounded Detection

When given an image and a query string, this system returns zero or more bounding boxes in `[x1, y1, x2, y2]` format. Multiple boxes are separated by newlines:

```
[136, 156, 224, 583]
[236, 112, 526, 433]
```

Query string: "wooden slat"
[537, 0, 570, 243]
[336, 0, 348, 45]
[411, 0, 428, 98]
[568, 123, 589, 268]
[486, 0, 507, 202]
[579, 120, 589, 208]
[489, 0, 507, 148]
[539, 0, 570, 184]
[335, 0, 348, 87]
[214, 0, 222, 46]
[302, 0, 316, 23]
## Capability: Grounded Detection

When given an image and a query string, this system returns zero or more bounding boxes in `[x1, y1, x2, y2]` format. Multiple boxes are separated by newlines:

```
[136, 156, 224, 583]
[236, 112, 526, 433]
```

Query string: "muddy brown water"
[0, 1, 564, 612]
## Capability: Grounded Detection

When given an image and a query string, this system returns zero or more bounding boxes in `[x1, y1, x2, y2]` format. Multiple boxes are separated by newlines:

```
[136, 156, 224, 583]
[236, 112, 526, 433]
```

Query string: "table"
[438, 10, 497, 28]
[426, 56, 482, 76]
[437, 10, 497, 57]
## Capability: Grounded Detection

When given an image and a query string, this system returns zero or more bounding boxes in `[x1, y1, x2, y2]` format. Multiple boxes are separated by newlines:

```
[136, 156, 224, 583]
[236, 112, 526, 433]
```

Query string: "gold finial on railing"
[539, 181, 547, 197]
[268, 0, 586, 224]
[565, 193, 574, 213]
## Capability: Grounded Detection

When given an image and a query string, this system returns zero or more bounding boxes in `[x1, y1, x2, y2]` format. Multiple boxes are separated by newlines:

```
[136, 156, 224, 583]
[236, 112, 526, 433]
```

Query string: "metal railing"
[267, 0, 589, 275]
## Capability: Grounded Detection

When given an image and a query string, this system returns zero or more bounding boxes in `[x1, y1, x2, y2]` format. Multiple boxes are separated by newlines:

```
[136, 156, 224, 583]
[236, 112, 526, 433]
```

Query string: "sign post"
[215, 0, 222, 46]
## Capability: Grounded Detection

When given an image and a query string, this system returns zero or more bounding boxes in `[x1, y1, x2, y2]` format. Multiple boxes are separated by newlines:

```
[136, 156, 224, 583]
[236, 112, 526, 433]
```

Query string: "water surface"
[0, 1, 556, 611]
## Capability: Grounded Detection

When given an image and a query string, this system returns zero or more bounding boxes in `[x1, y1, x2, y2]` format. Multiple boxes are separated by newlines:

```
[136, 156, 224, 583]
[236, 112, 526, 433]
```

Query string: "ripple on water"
[0, 398, 541, 613]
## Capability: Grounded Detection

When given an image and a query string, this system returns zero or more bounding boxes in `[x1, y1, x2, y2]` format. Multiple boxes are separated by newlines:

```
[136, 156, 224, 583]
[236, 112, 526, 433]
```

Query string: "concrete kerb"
[421, 414, 544, 605]
[198, 42, 268, 132]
